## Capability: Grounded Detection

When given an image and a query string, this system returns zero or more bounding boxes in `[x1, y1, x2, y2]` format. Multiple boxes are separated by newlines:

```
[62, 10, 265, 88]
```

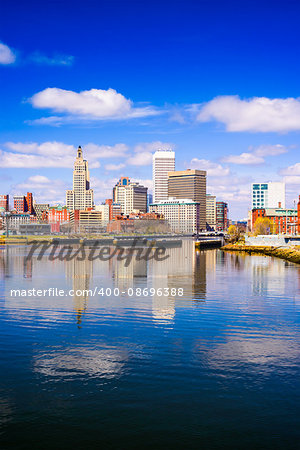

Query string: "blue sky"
[1, 0, 300, 219]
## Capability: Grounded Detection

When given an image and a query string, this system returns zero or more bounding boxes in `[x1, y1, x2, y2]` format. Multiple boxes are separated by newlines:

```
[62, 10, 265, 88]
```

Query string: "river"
[0, 241, 299, 449]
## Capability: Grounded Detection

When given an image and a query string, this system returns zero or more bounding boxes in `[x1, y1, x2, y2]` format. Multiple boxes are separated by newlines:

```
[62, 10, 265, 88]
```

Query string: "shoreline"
[222, 243, 300, 264]
[0, 235, 185, 247]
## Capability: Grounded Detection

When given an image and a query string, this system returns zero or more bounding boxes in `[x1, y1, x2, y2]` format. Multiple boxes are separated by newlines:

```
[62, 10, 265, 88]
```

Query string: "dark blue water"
[0, 242, 299, 449]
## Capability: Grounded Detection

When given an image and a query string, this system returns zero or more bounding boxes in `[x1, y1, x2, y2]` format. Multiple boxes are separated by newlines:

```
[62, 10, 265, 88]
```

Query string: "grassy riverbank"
[222, 243, 300, 264]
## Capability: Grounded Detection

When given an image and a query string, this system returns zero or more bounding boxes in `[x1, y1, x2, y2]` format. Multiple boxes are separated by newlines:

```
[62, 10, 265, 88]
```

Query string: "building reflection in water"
[149, 240, 209, 323]
[0, 247, 5, 300]
[0, 247, 5, 279]
[110, 248, 148, 291]
[3, 241, 217, 326]
[23, 257, 32, 279]
[222, 250, 287, 296]
[250, 256, 285, 296]
[0, 246, 32, 280]
[65, 254, 93, 328]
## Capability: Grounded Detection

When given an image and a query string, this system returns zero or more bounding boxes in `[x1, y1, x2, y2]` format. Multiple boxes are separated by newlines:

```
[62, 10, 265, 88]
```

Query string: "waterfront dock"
[195, 238, 224, 249]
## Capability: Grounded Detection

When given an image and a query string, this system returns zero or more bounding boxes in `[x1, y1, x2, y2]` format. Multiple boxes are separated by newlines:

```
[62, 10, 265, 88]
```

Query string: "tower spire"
[77, 145, 82, 158]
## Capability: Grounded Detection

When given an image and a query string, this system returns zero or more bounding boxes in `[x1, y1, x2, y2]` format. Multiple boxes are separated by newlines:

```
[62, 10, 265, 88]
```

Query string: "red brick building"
[106, 212, 165, 233]
[252, 195, 300, 234]
[26, 192, 33, 214]
[14, 195, 26, 213]
[47, 206, 70, 223]
[105, 198, 122, 220]
[0, 195, 9, 211]
[13, 192, 34, 214]
[42, 205, 70, 232]
[216, 202, 228, 231]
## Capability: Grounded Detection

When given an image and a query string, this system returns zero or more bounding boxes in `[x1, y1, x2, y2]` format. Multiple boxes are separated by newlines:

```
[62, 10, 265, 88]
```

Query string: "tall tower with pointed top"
[66, 146, 94, 211]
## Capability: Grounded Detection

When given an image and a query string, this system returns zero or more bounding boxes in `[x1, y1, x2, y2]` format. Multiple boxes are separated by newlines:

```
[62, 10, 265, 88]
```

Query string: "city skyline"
[1, 0, 300, 219]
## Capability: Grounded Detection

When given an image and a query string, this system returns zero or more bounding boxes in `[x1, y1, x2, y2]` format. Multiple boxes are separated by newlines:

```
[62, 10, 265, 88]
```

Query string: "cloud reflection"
[34, 346, 128, 379]
[205, 331, 300, 371]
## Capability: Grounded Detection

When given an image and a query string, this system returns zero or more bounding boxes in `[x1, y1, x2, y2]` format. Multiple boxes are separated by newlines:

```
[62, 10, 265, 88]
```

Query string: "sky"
[1, 0, 300, 219]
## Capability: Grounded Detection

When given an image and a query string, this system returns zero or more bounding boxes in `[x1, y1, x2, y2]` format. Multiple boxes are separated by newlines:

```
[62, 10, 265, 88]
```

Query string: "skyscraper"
[66, 146, 94, 211]
[152, 150, 175, 203]
[167, 169, 207, 230]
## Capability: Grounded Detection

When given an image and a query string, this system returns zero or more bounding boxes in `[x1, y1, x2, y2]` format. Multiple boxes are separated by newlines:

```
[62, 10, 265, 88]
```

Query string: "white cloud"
[127, 141, 175, 166]
[0, 150, 75, 169]
[14, 176, 67, 204]
[5, 141, 74, 156]
[105, 163, 126, 171]
[84, 143, 128, 158]
[169, 110, 186, 124]
[253, 144, 288, 157]
[26, 175, 51, 184]
[197, 95, 300, 132]
[29, 87, 159, 120]
[283, 175, 300, 185]
[1, 141, 131, 168]
[91, 177, 117, 203]
[208, 175, 252, 210]
[1, 140, 174, 170]
[279, 162, 300, 176]
[29, 52, 74, 66]
[0, 42, 16, 64]
[0, 142, 89, 169]
[279, 163, 300, 186]
[222, 152, 264, 165]
[134, 141, 175, 153]
[127, 151, 153, 166]
[187, 158, 230, 176]
[222, 144, 288, 165]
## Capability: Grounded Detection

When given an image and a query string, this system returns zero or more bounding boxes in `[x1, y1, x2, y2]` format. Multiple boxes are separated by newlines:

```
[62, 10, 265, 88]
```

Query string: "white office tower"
[153, 149, 175, 203]
[252, 182, 285, 209]
[66, 146, 94, 211]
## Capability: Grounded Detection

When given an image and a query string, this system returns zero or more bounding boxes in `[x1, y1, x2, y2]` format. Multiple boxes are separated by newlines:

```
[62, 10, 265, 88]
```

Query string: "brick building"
[13, 192, 33, 214]
[106, 212, 166, 234]
[0, 195, 9, 211]
[105, 199, 122, 220]
[216, 202, 228, 231]
[252, 200, 300, 234]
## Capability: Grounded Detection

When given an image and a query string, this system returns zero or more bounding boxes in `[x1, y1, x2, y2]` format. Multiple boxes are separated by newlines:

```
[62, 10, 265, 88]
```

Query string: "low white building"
[7, 213, 31, 232]
[150, 198, 200, 233]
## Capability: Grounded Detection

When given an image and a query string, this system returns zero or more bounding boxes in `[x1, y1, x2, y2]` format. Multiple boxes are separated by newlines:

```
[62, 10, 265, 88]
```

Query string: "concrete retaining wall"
[245, 235, 300, 247]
